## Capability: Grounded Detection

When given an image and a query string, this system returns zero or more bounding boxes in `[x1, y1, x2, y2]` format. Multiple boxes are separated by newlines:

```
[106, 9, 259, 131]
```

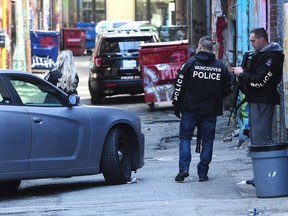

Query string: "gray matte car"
[0, 70, 144, 191]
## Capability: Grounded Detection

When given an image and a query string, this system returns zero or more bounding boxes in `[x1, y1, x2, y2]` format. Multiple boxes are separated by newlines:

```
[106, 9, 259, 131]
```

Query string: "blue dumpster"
[30, 30, 60, 71]
[76, 22, 96, 51]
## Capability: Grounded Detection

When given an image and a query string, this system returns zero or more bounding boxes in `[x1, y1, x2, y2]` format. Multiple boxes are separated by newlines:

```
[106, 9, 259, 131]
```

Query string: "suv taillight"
[94, 57, 102, 67]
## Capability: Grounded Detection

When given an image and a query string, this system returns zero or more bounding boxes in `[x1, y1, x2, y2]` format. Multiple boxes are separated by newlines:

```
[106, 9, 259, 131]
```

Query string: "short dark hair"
[250, 28, 268, 41]
[199, 36, 214, 52]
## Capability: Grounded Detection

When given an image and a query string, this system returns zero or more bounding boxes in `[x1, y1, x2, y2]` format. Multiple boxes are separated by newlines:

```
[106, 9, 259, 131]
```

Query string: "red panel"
[139, 40, 189, 103]
[62, 28, 86, 56]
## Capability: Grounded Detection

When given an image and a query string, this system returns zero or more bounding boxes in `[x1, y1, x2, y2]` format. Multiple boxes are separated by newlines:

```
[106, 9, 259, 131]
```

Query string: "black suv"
[88, 29, 159, 104]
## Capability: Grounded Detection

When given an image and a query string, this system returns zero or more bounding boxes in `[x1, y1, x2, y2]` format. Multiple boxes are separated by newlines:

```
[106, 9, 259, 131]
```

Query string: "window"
[100, 36, 154, 53]
[135, 0, 148, 21]
[100, 40, 120, 53]
[135, 0, 175, 27]
[82, 0, 106, 23]
[0, 80, 12, 104]
[8, 76, 67, 106]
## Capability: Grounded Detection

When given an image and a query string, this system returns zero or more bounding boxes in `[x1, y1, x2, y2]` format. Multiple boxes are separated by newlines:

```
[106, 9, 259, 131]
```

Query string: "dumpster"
[247, 143, 288, 198]
[30, 30, 60, 71]
[76, 22, 96, 51]
[61, 28, 86, 56]
[139, 40, 189, 110]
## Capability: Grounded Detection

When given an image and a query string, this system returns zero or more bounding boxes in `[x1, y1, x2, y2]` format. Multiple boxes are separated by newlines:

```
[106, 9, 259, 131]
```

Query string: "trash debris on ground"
[223, 136, 233, 142]
[127, 178, 138, 184]
[249, 207, 258, 215]
[232, 128, 240, 137]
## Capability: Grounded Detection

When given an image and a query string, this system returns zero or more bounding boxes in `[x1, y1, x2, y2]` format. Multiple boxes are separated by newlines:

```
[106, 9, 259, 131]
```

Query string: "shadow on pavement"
[80, 94, 145, 106]
[0, 178, 107, 199]
[102, 94, 145, 105]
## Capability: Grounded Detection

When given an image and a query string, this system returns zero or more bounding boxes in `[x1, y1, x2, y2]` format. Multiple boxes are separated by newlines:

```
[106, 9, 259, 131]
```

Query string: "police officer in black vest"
[172, 36, 232, 182]
[232, 28, 284, 186]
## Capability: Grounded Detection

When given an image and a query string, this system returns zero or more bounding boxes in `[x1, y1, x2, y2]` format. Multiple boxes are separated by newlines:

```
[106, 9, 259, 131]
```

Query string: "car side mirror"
[68, 94, 80, 106]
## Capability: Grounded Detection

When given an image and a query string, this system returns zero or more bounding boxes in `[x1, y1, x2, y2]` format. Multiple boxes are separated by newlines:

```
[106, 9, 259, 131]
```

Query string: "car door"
[0, 78, 31, 172]
[7, 74, 92, 171]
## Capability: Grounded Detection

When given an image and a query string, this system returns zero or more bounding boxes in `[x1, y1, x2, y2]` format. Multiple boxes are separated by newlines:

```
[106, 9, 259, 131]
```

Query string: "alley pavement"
[2, 56, 282, 216]
[75, 55, 288, 216]
[139, 106, 288, 216]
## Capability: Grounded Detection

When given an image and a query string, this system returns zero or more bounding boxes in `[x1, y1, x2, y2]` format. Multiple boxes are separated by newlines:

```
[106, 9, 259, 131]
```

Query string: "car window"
[0, 79, 12, 104]
[101, 36, 153, 53]
[113, 22, 130, 28]
[101, 40, 120, 53]
[118, 40, 141, 52]
[7, 75, 67, 106]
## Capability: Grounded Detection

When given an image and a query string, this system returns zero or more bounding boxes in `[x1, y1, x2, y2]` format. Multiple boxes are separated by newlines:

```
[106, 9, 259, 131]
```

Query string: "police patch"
[266, 58, 272, 66]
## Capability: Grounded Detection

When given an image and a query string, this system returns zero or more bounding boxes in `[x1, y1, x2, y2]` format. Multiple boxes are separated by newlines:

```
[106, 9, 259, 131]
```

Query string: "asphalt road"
[0, 55, 287, 216]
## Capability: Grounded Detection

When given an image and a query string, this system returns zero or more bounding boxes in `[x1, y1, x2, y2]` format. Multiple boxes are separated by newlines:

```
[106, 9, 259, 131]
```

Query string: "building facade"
[2, 0, 288, 140]
[0, 0, 285, 69]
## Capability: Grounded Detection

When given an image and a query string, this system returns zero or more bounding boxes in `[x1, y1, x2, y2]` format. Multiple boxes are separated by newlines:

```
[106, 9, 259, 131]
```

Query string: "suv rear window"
[100, 36, 154, 53]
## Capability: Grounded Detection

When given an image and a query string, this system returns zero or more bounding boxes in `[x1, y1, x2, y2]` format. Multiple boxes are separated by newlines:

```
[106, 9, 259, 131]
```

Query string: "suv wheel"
[91, 91, 103, 105]
[89, 81, 103, 105]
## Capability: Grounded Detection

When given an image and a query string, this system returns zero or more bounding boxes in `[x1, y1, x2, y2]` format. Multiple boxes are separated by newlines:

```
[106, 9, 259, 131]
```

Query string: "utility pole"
[23, 0, 31, 72]
[283, 3, 288, 128]
[1, 0, 7, 69]
[12, 0, 26, 71]
[188, 0, 193, 48]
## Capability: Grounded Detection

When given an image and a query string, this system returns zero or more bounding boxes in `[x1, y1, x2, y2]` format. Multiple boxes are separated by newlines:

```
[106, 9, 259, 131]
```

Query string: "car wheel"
[148, 103, 155, 111]
[101, 127, 131, 185]
[0, 180, 21, 192]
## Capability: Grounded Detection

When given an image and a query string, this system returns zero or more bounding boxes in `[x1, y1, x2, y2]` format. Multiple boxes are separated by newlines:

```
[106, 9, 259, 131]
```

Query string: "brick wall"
[270, 0, 278, 42]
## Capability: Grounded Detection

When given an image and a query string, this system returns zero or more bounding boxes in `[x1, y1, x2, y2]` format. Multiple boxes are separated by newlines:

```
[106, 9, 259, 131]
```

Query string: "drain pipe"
[283, 3, 288, 128]
[206, 0, 211, 37]
[188, 0, 193, 49]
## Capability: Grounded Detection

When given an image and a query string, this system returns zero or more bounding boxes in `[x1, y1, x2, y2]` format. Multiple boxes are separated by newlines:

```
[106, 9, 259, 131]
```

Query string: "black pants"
[249, 103, 275, 146]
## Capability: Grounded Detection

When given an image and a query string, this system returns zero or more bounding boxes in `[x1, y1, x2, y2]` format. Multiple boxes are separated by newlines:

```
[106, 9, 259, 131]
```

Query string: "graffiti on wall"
[31, 55, 55, 69]
[143, 64, 178, 102]
[139, 41, 189, 103]
[30, 32, 59, 70]
[238, 91, 249, 144]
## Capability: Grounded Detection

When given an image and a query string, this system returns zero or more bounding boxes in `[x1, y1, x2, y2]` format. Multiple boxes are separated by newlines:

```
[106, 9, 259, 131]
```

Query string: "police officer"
[232, 28, 284, 186]
[45, 50, 79, 95]
[172, 36, 232, 182]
